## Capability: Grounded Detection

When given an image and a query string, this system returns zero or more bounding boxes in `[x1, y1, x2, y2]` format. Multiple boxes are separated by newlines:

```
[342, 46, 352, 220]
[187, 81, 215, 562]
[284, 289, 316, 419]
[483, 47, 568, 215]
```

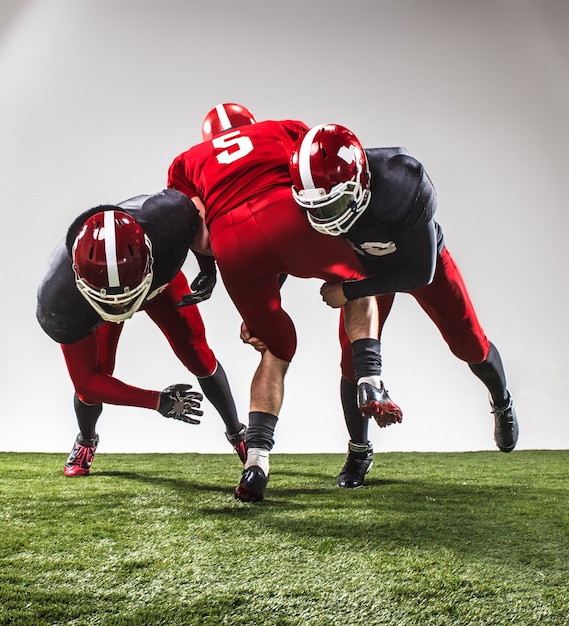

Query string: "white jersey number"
[212, 130, 253, 164]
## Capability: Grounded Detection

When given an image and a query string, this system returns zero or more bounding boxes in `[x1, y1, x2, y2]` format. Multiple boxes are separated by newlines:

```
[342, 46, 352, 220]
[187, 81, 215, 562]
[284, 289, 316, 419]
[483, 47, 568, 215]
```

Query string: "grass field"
[1, 450, 568, 625]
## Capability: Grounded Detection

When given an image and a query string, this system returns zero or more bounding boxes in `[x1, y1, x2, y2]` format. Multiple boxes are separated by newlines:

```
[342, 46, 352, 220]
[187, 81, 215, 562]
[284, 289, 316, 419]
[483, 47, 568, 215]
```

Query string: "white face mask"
[74, 271, 154, 323]
[292, 180, 371, 236]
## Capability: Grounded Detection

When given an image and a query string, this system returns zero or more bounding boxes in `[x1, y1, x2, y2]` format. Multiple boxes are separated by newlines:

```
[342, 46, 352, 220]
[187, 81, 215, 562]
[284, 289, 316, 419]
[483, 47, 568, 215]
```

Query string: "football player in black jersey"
[37, 189, 246, 476]
[289, 124, 519, 487]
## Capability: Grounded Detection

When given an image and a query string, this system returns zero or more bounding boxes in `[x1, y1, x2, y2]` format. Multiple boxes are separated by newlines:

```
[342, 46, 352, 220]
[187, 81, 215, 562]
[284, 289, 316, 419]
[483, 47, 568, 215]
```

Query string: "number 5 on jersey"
[212, 130, 253, 164]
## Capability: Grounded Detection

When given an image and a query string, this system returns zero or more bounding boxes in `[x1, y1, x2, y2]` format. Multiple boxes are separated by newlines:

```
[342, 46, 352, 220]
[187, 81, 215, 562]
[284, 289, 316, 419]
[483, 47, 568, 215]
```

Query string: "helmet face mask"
[74, 272, 153, 323]
[292, 179, 370, 235]
[201, 103, 257, 141]
[72, 210, 154, 323]
[290, 124, 371, 236]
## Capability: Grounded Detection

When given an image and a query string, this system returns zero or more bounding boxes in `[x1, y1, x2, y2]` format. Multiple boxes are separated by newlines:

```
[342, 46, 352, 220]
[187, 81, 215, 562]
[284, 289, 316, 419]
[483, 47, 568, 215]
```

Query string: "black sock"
[352, 338, 382, 381]
[468, 342, 509, 407]
[340, 378, 369, 444]
[198, 362, 243, 435]
[74, 393, 102, 442]
[247, 412, 278, 450]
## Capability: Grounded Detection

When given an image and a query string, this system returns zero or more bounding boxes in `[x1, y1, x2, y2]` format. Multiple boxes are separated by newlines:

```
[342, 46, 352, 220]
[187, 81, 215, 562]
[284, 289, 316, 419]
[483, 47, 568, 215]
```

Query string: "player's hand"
[177, 269, 217, 306]
[158, 384, 204, 424]
[320, 282, 348, 308]
[240, 322, 268, 353]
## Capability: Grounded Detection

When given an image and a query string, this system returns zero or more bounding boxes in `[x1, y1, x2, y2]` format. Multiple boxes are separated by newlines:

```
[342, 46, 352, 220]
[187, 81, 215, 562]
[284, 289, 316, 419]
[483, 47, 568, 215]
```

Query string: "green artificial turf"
[1, 450, 567, 625]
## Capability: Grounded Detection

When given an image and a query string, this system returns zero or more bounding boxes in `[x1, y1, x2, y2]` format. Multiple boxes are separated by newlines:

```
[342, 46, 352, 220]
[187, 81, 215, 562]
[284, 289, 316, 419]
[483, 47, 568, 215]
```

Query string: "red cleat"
[226, 425, 247, 464]
[63, 434, 99, 477]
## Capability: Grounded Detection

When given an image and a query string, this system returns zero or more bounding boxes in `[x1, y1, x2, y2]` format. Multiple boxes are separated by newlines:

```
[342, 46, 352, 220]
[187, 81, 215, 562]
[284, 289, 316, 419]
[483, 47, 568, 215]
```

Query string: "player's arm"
[342, 217, 437, 300]
[178, 195, 217, 306]
[62, 334, 164, 409]
[166, 162, 217, 306]
[189, 196, 210, 255]
[61, 334, 203, 422]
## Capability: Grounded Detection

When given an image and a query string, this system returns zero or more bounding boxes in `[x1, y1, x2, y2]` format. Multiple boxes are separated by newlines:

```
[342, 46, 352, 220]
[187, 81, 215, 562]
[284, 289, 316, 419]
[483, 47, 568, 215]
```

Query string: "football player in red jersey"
[168, 104, 402, 502]
[36, 189, 246, 476]
[290, 124, 519, 487]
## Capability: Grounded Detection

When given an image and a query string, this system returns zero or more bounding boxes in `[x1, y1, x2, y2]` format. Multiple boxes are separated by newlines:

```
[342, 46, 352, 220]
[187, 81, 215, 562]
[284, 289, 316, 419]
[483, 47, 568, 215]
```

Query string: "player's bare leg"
[343, 296, 403, 426]
[343, 295, 378, 342]
[235, 349, 289, 502]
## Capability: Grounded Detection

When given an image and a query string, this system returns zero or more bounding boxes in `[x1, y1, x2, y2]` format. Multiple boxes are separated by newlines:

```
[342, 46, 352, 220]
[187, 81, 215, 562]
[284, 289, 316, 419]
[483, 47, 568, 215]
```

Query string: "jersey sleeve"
[167, 153, 199, 198]
[280, 119, 311, 143]
[342, 215, 438, 299]
[127, 190, 198, 290]
[342, 157, 439, 299]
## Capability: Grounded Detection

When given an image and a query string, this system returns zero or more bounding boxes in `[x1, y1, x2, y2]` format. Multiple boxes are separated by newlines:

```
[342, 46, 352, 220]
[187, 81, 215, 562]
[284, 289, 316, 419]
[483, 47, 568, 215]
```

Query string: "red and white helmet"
[72, 210, 153, 323]
[290, 123, 371, 236]
[201, 102, 257, 141]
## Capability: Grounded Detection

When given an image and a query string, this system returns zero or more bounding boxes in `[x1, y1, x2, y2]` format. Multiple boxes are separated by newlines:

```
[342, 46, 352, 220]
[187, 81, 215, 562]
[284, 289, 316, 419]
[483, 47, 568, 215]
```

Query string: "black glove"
[177, 269, 217, 307]
[158, 384, 204, 424]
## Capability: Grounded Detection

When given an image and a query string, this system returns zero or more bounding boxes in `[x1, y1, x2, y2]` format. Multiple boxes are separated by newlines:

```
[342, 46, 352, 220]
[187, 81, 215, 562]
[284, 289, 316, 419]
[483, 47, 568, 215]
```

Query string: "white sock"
[245, 447, 270, 475]
[357, 375, 382, 388]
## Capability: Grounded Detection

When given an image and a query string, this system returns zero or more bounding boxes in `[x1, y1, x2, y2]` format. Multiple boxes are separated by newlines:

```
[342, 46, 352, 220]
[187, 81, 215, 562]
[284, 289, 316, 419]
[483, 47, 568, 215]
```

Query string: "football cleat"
[337, 441, 374, 489]
[225, 425, 247, 464]
[357, 380, 403, 427]
[234, 466, 269, 502]
[64, 434, 99, 477]
[490, 390, 519, 453]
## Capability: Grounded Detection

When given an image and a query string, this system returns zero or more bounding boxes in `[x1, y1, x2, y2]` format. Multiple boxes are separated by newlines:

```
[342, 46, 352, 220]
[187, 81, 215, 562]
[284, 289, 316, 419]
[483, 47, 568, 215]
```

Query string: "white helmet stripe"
[104, 211, 120, 287]
[216, 104, 232, 131]
[298, 124, 325, 190]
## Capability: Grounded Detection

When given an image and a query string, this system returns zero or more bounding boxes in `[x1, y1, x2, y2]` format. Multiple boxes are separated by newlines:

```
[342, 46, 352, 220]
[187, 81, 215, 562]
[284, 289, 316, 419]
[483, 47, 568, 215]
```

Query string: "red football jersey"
[167, 119, 309, 225]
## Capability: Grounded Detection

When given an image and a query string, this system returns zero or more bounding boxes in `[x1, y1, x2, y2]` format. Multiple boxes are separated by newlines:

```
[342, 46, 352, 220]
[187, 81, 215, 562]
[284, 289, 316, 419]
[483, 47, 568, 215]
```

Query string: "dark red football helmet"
[290, 124, 371, 236]
[201, 103, 257, 141]
[72, 210, 153, 322]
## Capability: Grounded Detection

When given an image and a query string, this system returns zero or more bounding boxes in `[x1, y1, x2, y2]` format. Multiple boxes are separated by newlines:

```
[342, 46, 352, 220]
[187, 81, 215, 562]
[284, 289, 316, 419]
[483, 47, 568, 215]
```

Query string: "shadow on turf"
[94, 470, 231, 494]
[201, 479, 566, 570]
[92, 467, 405, 496]
[77, 466, 567, 568]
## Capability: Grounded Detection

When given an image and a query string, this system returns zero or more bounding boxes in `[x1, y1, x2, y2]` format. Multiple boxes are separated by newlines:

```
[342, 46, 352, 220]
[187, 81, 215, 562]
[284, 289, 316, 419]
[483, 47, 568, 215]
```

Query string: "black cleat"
[491, 390, 519, 453]
[357, 381, 403, 427]
[234, 466, 269, 502]
[226, 425, 247, 464]
[337, 441, 373, 489]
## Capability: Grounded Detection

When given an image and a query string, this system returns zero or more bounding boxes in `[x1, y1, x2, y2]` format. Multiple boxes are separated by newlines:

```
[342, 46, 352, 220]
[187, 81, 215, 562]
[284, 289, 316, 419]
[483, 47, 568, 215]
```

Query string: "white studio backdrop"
[1, 0, 567, 454]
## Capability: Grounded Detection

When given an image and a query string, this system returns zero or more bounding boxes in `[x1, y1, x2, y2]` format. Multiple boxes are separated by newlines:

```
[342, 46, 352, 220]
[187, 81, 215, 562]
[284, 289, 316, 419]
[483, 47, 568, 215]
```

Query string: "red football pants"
[339, 246, 490, 382]
[208, 187, 367, 363]
[61, 271, 217, 407]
